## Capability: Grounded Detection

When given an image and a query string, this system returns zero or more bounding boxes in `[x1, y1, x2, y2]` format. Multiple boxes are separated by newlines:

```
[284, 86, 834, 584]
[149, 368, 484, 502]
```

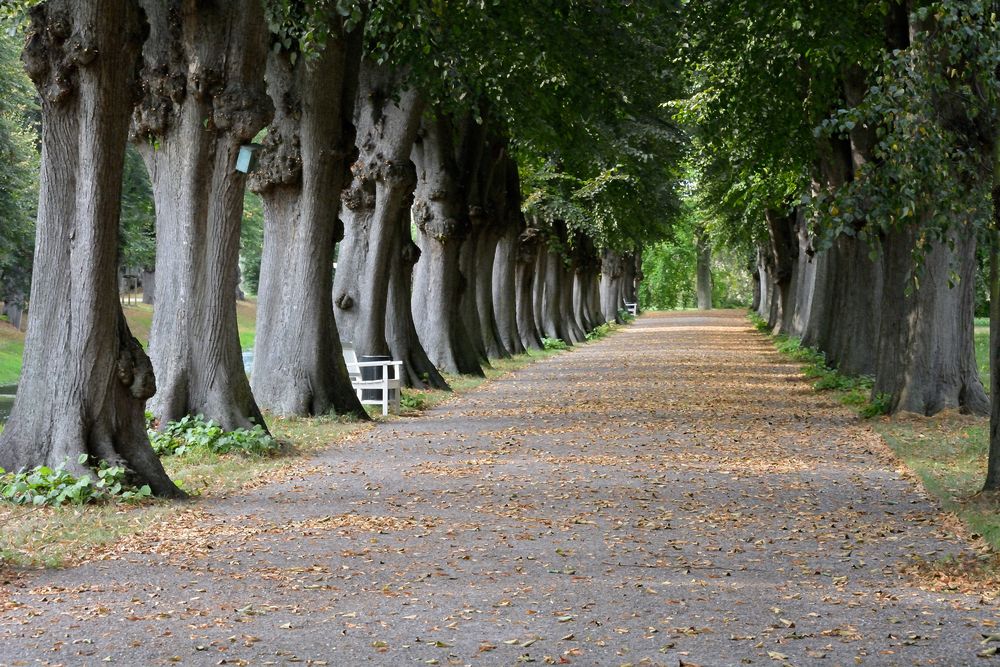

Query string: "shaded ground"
[1, 310, 997, 666]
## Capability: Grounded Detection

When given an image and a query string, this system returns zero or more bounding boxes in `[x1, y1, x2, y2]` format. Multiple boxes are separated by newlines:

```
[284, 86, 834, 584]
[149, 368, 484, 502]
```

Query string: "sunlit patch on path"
[0, 310, 996, 665]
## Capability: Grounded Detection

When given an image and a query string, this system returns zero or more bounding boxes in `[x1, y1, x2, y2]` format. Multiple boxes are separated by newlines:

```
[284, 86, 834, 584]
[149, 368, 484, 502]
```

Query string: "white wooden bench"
[342, 342, 403, 416]
[624, 301, 638, 316]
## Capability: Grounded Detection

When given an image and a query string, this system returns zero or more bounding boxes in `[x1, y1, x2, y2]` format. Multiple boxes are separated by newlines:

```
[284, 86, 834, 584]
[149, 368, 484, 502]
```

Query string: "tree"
[0, 0, 181, 497]
[131, 0, 273, 431]
[249, 3, 369, 418]
[695, 225, 712, 310]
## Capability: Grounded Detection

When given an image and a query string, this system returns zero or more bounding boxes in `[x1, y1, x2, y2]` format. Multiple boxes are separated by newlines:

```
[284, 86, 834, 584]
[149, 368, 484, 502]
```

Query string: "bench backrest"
[341, 341, 361, 375]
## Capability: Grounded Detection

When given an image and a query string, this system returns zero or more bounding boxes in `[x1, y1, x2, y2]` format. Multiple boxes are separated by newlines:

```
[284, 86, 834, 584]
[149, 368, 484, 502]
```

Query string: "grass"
[750, 310, 1000, 558]
[878, 418, 1000, 547]
[0, 299, 259, 387]
[0, 325, 23, 386]
[0, 321, 624, 568]
[975, 322, 989, 391]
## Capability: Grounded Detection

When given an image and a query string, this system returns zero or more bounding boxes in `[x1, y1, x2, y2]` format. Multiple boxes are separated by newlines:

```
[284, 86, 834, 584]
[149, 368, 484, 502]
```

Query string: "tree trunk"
[765, 208, 799, 335]
[515, 227, 544, 351]
[458, 222, 491, 364]
[787, 211, 817, 338]
[588, 270, 603, 328]
[540, 243, 571, 343]
[493, 214, 526, 355]
[334, 62, 423, 358]
[532, 236, 549, 332]
[622, 251, 638, 305]
[600, 249, 624, 323]
[804, 235, 881, 376]
[411, 113, 483, 376]
[0, 1, 181, 497]
[132, 0, 271, 431]
[874, 224, 989, 416]
[755, 247, 771, 320]
[696, 230, 712, 310]
[560, 260, 586, 343]
[386, 208, 450, 390]
[751, 268, 761, 312]
[246, 21, 366, 418]
[2, 300, 24, 331]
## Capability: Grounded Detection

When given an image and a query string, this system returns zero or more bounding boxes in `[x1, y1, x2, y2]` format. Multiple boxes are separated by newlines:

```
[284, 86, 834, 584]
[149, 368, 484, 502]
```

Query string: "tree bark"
[755, 247, 772, 320]
[874, 224, 989, 416]
[411, 112, 483, 376]
[559, 257, 586, 343]
[751, 268, 762, 312]
[765, 208, 799, 335]
[532, 234, 549, 332]
[386, 207, 450, 390]
[0, 1, 181, 497]
[787, 210, 817, 338]
[807, 235, 882, 376]
[600, 249, 625, 323]
[493, 193, 527, 355]
[986, 127, 1000, 490]
[515, 227, 544, 351]
[539, 240, 573, 343]
[696, 230, 712, 310]
[333, 62, 423, 358]
[247, 19, 367, 418]
[132, 0, 271, 431]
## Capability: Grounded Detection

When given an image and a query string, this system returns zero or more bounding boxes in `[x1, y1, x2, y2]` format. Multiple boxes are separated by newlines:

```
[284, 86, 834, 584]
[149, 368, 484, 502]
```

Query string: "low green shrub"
[149, 414, 279, 458]
[751, 314, 885, 420]
[748, 311, 770, 332]
[542, 337, 569, 351]
[586, 323, 615, 341]
[0, 455, 152, 506]
[400, 391, 429, 412]
[860, 392, 892, 418]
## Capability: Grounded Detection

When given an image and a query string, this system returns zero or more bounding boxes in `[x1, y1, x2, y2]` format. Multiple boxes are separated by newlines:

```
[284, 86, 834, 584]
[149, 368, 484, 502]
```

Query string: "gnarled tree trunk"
[333, 63, 423, 359]
[411, 112, 483, 376]
[248, 20, 366, 418]
[132, 0, 271, 431]
[386, 209, 450, 390]
[0, 1, 181, 497]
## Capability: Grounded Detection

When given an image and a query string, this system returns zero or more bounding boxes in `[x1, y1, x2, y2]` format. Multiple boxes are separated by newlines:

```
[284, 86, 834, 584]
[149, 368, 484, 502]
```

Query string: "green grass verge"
[877, 418, 1000, 549]
[0, 329, 23, 386]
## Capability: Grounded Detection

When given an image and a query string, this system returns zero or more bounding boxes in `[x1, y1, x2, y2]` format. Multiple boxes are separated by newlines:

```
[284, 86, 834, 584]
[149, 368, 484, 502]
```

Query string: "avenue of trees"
[0, 1, 676, 495]
[2, 0, 1000, 495]
[680, 0, 1000, 491]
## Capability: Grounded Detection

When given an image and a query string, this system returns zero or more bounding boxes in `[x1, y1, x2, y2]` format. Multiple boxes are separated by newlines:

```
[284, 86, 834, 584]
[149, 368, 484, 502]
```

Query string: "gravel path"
[1, 310, 996, 666]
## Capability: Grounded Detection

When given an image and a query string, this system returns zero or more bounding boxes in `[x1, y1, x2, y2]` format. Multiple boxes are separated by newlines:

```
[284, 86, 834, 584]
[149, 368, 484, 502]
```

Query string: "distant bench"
[342, 342, 402, 416]
[624, 302, 638, 316]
